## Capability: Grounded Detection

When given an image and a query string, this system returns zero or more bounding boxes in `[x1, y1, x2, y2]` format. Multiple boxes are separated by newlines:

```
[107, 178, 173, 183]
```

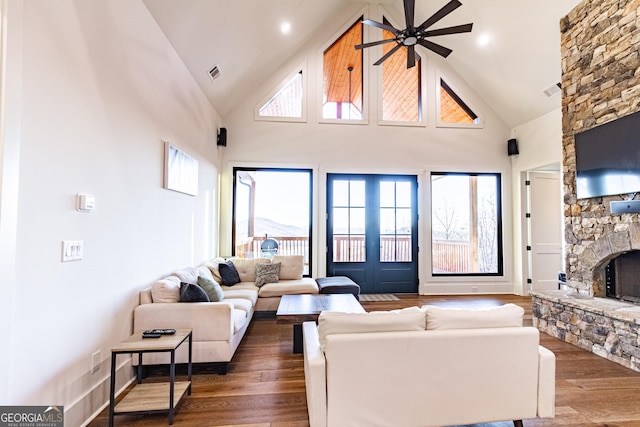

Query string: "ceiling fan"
[355, 0, 473, 68]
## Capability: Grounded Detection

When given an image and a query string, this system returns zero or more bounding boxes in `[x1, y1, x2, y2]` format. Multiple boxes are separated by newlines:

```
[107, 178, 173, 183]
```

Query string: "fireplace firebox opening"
[605, 251, 640, 304]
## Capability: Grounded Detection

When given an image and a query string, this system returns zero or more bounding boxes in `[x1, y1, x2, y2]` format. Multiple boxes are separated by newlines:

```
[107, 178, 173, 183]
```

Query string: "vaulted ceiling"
[142, 0, 581, 128]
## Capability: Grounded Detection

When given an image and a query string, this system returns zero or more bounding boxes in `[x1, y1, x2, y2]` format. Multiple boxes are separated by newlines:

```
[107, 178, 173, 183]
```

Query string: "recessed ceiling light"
[280, 22, 291, 34]
[477, 33, 491, 47]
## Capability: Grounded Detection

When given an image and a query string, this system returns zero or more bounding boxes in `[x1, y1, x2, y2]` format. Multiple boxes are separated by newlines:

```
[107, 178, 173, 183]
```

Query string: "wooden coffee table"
[276, 294, 365, 353]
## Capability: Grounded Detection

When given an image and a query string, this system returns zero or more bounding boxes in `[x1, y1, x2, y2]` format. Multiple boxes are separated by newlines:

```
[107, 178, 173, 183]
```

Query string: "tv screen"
[575, 110, 640, 199]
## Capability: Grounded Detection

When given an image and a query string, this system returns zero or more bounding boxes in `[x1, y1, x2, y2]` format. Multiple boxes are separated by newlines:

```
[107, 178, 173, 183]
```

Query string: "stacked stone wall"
[533, 295, 640, 372]
[562, 0, 640, 295]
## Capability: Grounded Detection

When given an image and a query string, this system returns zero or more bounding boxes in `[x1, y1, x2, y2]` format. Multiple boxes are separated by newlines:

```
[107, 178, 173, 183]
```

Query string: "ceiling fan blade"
[416, 0, 462, 32]
[407, 45, 416, 68]
[422, 23, 473, 37]
[403, 0, 415, 30]
[417, 38, 453, 58]
[355, 38, 398, 50]
[362, 19, 400, 35]
[373, 43, 403, 66]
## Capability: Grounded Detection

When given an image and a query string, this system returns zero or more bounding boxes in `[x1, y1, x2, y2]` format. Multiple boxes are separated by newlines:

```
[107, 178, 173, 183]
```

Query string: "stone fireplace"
[531, 0, 640, 372]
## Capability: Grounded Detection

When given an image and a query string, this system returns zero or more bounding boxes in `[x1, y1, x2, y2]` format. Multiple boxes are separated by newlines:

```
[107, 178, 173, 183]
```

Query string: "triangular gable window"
[438, 77, 481, 127]
[255, 69, 305, 122]
[381, 17, 422, 123]
[322, 18, 363, 121]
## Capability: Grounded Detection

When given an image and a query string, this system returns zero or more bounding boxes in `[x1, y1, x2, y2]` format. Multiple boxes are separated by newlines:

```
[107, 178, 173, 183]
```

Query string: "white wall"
[509, 108, 563, 295]
[0, 1, 222, 425]
[220, 4, 513, 294]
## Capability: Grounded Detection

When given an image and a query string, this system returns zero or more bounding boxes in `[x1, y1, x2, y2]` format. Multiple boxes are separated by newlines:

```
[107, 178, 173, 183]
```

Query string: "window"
[381, 18, 422, 123]
[232, 168, 312, 275]
[322, 18, 363, 120]
[255, 68, 305, 122]
[437, 76, 481, 128]
[431, 172, 502, 276]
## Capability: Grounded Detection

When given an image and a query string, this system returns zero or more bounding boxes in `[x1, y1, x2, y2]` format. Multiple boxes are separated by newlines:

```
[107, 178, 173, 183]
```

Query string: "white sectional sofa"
[133, 255, 318, 371]
[303, 304, 556, 427]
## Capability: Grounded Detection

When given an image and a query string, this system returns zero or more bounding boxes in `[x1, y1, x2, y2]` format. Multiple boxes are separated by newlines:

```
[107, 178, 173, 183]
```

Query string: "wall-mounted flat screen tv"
[575, 109, 640, 199]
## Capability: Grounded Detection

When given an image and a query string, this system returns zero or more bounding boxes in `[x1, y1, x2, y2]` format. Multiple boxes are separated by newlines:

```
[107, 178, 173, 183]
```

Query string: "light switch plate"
[62, 240, 83, 262]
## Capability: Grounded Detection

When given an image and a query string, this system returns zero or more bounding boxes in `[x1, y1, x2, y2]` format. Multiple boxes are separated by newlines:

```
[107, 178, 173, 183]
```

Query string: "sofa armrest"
[134, 302, 234, 342]
[537, 345, 556, 418]
[303, 321, 327, 427]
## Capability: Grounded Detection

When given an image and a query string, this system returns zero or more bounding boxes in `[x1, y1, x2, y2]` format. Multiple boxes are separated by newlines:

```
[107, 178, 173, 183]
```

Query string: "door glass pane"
[350, 181, 365, 206]
[379, 181, 412, 262]
[396, 182, 412, 208]
[332, 179, 366, 262]
[431, 173, 501, 275]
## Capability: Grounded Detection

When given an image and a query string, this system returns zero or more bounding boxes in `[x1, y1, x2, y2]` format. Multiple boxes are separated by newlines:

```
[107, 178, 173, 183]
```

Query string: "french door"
[327, 174, 418, 294]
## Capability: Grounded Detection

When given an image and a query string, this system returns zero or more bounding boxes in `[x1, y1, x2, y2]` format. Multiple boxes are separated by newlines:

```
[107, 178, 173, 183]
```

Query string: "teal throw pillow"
[198, 275, 224, 302]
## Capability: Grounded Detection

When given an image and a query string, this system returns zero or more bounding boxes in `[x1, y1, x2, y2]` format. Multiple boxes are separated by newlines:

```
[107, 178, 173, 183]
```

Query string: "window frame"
[231, 167, 313, 276]
[318, 7, 369, 125]
[429, 171, 504, 278]
[435, 69, 483, 129]
[376, 11, 426, 128]
[254, 63, 307, 123]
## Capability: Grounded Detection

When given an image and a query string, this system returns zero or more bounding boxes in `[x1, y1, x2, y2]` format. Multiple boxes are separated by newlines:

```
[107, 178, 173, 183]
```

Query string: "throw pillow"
[180, 282, 210, 302]
[255, 262, 281, 287]
[197, 275, 224, 302]
[219, 261, 241, 286]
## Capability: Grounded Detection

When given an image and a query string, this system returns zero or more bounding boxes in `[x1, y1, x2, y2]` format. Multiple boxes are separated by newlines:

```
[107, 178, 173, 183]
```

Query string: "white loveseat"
[303, 304, 556, 427]
[133, 255, 318, 370]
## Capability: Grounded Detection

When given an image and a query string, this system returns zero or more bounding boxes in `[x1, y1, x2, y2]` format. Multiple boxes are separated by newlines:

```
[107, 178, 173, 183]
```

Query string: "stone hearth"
[532, 290, 640, 372]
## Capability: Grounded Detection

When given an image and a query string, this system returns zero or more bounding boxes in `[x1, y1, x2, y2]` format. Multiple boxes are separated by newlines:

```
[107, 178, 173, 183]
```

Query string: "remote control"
[144, 329, 176, 335]
[142, 332, 161, 338]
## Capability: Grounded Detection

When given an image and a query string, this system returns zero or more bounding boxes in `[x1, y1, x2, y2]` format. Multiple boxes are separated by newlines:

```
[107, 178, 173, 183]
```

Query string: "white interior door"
[529, 171, 563, 292]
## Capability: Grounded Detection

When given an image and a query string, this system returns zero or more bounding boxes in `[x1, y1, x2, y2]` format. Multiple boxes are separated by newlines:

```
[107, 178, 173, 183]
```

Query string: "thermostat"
[77, 193, 95, 212]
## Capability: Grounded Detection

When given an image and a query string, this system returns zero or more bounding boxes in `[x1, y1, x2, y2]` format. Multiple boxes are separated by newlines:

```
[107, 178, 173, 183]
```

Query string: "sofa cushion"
[223, 287, 259, 305]
[151, 276, 181, 303]
[203, 257, 226, 283]
[197, 275, 224, 302]
[231, 258, 271, 282]
[258, 278, 319, 298]
[422, 303, 524, 330]
[180, 282, 210, 302]
[272, 255, 304, 280]
[317, 306, 426, 350]
[255, 262, 281, 287]
[171, 267, 199, 284]
[197, 264, 215, 282]
[219, 261, 241, 286]
[232, 308, 248, 333]
[225, 298, 253, 315]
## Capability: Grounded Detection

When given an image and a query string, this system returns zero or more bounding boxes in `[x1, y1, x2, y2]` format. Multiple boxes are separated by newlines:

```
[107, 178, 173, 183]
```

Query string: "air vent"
[208, 65, 221, 81]
[543, 82, 562, 97]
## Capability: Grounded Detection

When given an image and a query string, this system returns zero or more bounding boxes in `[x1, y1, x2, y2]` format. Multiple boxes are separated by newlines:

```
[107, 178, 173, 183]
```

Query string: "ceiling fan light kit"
[356, 0, 473, 68]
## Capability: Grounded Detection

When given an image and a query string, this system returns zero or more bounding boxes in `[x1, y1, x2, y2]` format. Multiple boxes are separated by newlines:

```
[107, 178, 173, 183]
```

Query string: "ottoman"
[316, 276, 360, 300]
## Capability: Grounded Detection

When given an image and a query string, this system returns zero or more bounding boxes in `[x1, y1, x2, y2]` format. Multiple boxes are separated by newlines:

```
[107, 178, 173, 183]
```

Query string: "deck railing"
[236, 236, 470, 273]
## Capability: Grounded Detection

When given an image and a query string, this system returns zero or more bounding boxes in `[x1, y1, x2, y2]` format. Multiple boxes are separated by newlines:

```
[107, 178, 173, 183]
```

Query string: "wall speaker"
[217, 127, 227, 147]
[507, 138, 519, 156]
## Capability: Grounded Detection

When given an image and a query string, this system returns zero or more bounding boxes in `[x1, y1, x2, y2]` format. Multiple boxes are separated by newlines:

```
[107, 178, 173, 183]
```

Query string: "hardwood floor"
[88, 294, 640, 426]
